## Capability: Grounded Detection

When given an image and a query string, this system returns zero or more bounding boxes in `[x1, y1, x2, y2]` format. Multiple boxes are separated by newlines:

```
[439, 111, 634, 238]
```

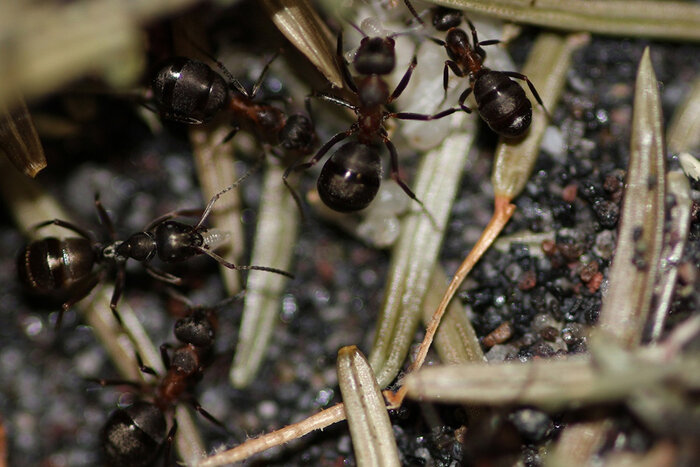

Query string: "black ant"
[17, 183, 293, 327]
[96, 293, 237, 466]
[151, 53, 316, 158]
[430, 7, 546, 138]
[283, 31, 460, 214]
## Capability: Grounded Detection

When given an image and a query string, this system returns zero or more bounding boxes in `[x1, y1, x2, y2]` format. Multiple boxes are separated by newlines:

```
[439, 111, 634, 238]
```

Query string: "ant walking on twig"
[17, 181, 293, 327]
[430, 7, 548, 138]
[93, 293, 241, 466]
[283, 30, 461, 216]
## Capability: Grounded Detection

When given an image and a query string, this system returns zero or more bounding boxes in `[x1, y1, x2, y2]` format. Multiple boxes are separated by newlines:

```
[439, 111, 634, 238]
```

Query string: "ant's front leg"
[336, 32, 358, 93]
[443, 60, 467, 102]
[388, 56, 418, 103]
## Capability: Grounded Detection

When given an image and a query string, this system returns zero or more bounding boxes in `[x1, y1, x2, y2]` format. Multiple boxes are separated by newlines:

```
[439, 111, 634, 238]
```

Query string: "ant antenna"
[194, 158, 263, 230]
[402, 0, 425, 26]
[195, 246, 295, 279]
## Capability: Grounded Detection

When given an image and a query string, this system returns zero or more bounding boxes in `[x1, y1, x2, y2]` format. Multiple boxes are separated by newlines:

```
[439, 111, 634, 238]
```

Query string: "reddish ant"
[430, 7, 547, 138]
[95, 293, 239, 466]
[17, 183, 292, 327]
[151, 53, 316, 158]
[283, 31, 460, 214]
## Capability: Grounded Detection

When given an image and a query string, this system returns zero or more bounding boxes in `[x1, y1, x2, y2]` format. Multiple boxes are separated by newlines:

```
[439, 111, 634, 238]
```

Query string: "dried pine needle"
[0, 95, 46, 177]
[337, 346, 400, 467]
[231, 162, 299, 388]
[426, 0, 700, 41]
[262, 0, 343, 87]
[597, 47, 666, 348]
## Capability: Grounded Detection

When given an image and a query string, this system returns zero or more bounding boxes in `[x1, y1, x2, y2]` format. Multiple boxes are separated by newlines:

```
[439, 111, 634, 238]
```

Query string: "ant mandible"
[284, 31, 460, 213]
[151, 53, 316, 158]
[17, 183, 293, 327]
[97, 294, 237, 466]
[430, 7, 547, 138]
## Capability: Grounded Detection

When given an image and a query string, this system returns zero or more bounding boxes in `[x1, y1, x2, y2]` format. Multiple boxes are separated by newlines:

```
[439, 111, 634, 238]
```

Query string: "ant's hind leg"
[383, 137, 439, 229]
[503, 71, 551, 118]
[33, 219, 93, 240]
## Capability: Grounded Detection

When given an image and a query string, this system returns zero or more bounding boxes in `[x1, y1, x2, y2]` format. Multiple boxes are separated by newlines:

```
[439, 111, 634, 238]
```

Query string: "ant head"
[354, 36, 396, 76]
[154, 221, 202, 262]
[357, 75, 390, 108]
[152, 58, 229, 124]
[279, 114, 316, 154]
[117, 232, 156, 262]
[317, 142, 382, 212]
[432, 7, 463, 31]
[101, 401, 166, 466]
[175, 309, 215, 348]
[444, 28, 473, 62]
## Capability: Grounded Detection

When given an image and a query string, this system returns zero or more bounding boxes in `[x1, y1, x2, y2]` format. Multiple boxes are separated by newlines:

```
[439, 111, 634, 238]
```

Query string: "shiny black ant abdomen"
[431, 8, 545, 138]
[102, 401, 168, 467]
[151, 56, 316, 157]
[17, 185, 293, 326]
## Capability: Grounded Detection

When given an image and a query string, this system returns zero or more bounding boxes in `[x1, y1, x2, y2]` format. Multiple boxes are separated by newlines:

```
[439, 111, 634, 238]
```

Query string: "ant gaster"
[284, 32, 459, 213]
[17, 184, 292, 326]
[98, 295, 233, 466]
[431, 7, 546, 138]
[151, 55, 316, 158]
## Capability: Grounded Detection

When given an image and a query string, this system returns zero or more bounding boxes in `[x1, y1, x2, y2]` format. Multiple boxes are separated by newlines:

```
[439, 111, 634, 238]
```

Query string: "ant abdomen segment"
[317, 142, 382, 212]
[102, 401, 167, 467]
[473, 70, 533, 138]
[152, 57, 229, 124]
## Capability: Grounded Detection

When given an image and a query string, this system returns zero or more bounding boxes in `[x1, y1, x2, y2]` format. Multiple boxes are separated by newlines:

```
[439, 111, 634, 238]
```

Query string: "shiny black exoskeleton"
[102, 401, 168, 467]
[17, 187, 292, 326]
[431, 8, 545, 138]
[284, 33, 458, 213]
[151, 57, 316, 157]
[100, 299, 228, 466]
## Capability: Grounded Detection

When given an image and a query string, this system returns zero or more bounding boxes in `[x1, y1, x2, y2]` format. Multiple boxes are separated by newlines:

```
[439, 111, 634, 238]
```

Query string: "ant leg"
[145, 264, 183, 285]
[195, 246, 295, 279]
[403, 0, 425, 25]
[144, 209, 203, 231]
[159, 344, 171, 370]
[85, 377, 141, 389]
[458, 87, 474, 113]
[336, 32, 358, 93]
[94, 194, 117, 240]
[56, 273, 100, 328]
[502, 71, 551, 118]
[442, 60, 466, 103]
[109, 264, 126, 324]
[187, 397, 229, 431]
[308, 92, 357, 112]
[221, 124, 241, 144]
[250, 51, 281, 99]
[282, 129, 354, 216]
[392, 107, 462, 121]
[135, 351, 158, 376]
[182, 33, 250, 99]
[161, 420, 178, 467]
[383, 136, 438, 229]
[33, 219, 92, 240]
[389, 56, 418, 103]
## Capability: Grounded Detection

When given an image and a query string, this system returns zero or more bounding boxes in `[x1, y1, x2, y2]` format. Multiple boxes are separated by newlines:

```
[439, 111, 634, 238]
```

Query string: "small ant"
[96, 294, 237, 466]
[17, 183, 293, 326]
[430, 7, 546, 138]
[151, 54, 316, 158]
[284, 31, 459, 213]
